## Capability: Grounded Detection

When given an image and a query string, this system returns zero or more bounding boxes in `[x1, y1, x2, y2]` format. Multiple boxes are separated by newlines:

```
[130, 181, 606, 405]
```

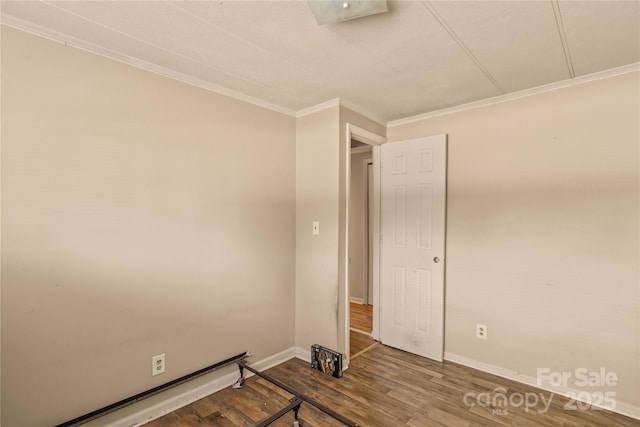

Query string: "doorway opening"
[343, 129, 447, 365]
[349, 143, 374, 353]
[349, 145, 375, 356]
[342, 124, 385, 365]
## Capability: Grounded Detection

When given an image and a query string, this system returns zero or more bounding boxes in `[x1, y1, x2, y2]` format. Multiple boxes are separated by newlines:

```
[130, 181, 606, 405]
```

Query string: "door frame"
[343, 124, 386, 364]
[364, 158, 374, 306]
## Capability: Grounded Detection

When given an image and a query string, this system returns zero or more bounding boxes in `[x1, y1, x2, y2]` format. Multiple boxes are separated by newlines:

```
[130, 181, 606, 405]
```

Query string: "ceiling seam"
[40, 0, 305, 107]
[421, 1, 506, 95]
[325, 25, 450, 115]
[167, 1, 351, 100]
[551, 0, 576, 79]
[388, 62, 640, 127]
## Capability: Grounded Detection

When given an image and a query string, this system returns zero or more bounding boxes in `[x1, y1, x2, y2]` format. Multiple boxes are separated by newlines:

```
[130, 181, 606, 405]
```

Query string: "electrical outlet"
[152, 353, 165, 376]
[476, 324, 487, 340]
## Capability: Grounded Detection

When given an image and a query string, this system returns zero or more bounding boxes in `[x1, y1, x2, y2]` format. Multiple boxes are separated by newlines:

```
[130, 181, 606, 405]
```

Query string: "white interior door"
[380, 135, 446, 361]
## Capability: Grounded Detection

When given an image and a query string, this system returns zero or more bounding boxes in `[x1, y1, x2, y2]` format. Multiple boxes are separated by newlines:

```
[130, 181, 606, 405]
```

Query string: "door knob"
[433, 256, 440, 263]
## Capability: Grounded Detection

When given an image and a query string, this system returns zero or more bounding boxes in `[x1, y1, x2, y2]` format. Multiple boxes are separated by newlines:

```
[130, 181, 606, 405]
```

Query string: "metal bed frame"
[55, 351, 359, 427]
[233, 360, 359, 427]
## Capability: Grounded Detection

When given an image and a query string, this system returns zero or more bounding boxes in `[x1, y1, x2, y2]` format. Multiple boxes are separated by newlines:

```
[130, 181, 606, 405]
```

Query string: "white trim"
[370, 144, 381, 342]
[444, 352, 640, 421]
[294, 346, 311, 363]
[349, 327, 372, 337]
[296, 99, 386, 127]
[343, 124, 385, 365]
[0, 16, 378, 124]
[1, 16, 380, 122]
[3, 14, 638, 127]
[350, 145, 373, 155]
[296, 98, 341, 117]
[343, 124, 352, 366]
[349, 297, 364, 304]
[363, 157, 374, 306]
[99, 348, 297, 427]
[339, 98, 387, 127]
[0, 15, 298, 117]
[388, 63, 640, 127]
[348, 124, 387, 146]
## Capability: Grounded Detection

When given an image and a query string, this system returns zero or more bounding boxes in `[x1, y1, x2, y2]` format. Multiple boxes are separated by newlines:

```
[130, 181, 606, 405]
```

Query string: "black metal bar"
[56, 351, 250, 427]
[256, 397, 302, 427]
[238, 361, 360, 427]
[293, 401, 301, 423]
[238, 360, 299, 396]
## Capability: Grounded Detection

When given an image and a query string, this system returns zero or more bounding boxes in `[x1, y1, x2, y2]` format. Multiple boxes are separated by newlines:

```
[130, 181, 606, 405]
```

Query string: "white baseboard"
[295, 346, 311, 363]
[104, 347, 297, 427]
[252, 347, 298, 372]
[444, 352, 640, 421]
[349, 297, 364, 304]
[349, 327, 372, 336]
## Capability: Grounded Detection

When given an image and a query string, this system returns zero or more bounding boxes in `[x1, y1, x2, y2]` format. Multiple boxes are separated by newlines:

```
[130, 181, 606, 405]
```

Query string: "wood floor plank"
[350, 330, 376, 356]
[144, 412, 185, 427]
[202, 411, 237, 427]
[145, 344, 638, 427]
[350, 302, 373, 332]
[410, 405, 471, 427]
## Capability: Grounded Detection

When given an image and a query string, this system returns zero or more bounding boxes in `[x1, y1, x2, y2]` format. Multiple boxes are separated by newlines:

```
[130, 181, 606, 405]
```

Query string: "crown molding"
[1, 16, 299, 117]
[1, 16, 381, 124]
[296, 98, 386, 129]
[4, 15, 636, 128]
[295, 98, 341, 117]
[337, 98, 387, 127]
[0, 17, 377, 125]
[388, 63, 640, 127]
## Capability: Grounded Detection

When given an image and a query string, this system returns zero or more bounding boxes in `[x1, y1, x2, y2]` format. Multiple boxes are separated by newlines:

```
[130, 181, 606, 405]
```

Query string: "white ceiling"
[2, 1, 639, 123]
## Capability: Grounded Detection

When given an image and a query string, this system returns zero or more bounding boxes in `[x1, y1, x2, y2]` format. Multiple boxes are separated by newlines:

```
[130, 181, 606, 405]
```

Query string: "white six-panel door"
[380, 135, 447, 361]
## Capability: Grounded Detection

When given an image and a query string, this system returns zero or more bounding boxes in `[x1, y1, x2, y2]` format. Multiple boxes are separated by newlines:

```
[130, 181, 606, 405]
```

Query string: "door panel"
[380, 135, 446, 361]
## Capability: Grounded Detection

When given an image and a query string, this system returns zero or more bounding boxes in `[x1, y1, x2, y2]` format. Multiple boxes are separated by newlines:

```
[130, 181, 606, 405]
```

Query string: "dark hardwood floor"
[350, 330, 376, 359]
[144, 343, 637, 427]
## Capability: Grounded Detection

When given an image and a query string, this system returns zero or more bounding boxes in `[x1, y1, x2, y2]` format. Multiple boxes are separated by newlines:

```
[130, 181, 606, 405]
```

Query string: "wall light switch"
[312, 221, 320, 235]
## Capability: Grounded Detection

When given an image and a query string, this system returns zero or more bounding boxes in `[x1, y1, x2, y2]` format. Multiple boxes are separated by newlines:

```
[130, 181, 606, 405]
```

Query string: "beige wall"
[294, 106, 385, 360]
[387, 72, 640, 410]
[1, 27, 296, 427]
[294, 107, 340, 352]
